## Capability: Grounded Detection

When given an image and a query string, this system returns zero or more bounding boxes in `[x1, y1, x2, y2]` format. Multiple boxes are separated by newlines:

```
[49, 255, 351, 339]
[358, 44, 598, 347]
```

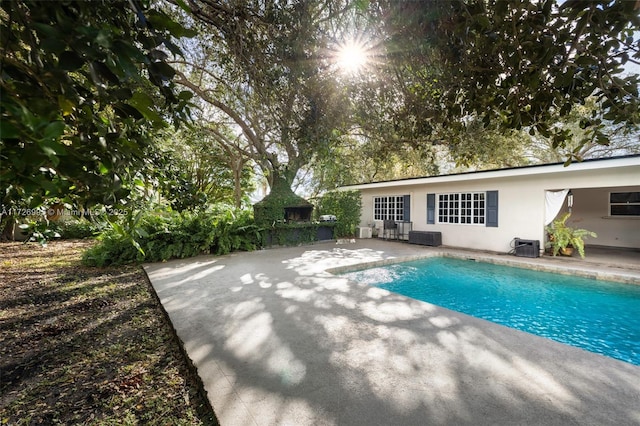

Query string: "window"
[438, 192, 485, 225]
[610, 192, 640, 216]
[373, 196, 405, 221]
[438, 193, 459, 223]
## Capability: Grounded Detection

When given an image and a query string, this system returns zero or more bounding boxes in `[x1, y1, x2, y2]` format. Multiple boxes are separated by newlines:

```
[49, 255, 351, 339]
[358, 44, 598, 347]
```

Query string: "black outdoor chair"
[383, 220, 398, 240]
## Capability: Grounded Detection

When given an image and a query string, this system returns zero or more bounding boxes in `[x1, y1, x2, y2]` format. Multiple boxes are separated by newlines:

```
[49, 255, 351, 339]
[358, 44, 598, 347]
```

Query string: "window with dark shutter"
[403, 195, 411, 222]
[486, 190, 498, 227]
[427, 193, 435, 224]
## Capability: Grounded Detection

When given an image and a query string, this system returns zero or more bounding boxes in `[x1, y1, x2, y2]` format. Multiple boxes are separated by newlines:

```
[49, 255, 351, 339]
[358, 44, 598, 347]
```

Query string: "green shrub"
[50, 219, 104, 239]
[82, 209, 262, 266]
[14, 218, 102, 245]
[317, 190, 362, 237]
[82, 233, 144, 267]
[211, 209, 262, 255]
[260, 222, 335, 247]
[18, 219, 61, 245]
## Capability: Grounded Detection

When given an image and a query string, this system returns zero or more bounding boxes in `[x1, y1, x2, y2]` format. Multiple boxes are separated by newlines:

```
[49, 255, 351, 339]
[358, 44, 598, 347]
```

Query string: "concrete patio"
[144, 240, 640, 426]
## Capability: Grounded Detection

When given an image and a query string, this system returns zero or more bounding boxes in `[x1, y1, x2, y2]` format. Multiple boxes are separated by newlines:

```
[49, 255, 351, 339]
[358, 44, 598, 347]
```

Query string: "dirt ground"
[0, 240, 218, 425]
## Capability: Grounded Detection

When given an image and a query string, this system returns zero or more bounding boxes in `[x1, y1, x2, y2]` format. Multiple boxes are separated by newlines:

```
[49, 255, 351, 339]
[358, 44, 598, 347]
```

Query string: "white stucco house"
[338, 155, 640, 254]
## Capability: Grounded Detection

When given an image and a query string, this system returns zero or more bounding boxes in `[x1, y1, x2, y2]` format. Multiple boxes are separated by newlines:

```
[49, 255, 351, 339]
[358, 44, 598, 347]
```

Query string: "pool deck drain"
[144, 240, 640, 426]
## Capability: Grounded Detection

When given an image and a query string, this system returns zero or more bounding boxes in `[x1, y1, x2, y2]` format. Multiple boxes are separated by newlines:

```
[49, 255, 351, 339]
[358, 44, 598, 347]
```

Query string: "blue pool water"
[343, 257, 640, 365]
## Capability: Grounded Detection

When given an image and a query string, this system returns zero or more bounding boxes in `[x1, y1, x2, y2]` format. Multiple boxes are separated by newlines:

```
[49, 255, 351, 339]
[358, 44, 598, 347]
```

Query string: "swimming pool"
[342, 257, 640, 365]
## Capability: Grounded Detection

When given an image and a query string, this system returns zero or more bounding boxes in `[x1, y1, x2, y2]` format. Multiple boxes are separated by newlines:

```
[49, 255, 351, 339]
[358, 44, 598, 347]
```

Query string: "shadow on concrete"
[145, 241, 640, 426]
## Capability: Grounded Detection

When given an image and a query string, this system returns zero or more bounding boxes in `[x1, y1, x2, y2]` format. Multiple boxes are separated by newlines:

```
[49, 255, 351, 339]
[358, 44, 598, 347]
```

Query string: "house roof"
[339, 154, 640, 191]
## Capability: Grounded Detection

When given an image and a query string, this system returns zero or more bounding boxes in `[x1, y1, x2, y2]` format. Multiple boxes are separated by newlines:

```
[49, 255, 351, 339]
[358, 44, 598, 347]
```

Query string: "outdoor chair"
[383, 220, 398, 240]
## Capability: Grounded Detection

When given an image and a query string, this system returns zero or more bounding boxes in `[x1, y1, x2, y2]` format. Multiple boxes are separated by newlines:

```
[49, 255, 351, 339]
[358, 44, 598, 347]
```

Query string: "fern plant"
[82, 208, 262, 266]
[545, 212, 597, 258]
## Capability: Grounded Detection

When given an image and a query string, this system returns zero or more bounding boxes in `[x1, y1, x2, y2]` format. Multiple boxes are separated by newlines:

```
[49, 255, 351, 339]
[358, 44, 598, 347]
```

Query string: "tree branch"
[174, 70, 261, 146]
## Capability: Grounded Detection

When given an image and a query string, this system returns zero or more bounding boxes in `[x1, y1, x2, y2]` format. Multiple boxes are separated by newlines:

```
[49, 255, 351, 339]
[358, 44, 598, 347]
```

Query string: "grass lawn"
[0, 240, 218, 425]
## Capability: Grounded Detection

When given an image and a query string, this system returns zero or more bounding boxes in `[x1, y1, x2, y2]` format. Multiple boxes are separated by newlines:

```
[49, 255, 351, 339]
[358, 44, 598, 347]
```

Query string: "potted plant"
[545, 212, 597, 258]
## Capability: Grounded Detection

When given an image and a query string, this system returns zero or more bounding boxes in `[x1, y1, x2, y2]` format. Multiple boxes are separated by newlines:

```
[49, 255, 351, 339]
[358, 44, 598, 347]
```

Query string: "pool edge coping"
[326, 249, 640, 285]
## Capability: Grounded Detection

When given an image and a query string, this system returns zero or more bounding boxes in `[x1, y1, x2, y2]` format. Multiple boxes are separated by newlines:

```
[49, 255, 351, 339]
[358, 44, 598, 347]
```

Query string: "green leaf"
[536, 123, 550, 138]
[112, 40, 146, 80]
[128, 92, 164, 125]
[90, 61, 119, 84]
[42, 121, 65, 141]
[58, 96, 75, 116]
[135, 228, 149, 239]
[32, 22, 60, 39]
[128, 91, 153, 109]
[38, 178, 60, 194]
[0, 120, 20, 139]
[163, 39, 183, 57]
[172, 0, 192, 14]
[178, 90, 193, 101]
[95, 30, 111, 48]
[149, 61, 176, 80]
[112, 88, 134, 100]
[113, 102, 143, 119]
[41, 37, 66, 54]
[98, 162, 110, 175]
[37, 146, 60, 166]
[38, 139, 66, 156]
[147, 12, 197, 38]
[58, 51, 85, 71]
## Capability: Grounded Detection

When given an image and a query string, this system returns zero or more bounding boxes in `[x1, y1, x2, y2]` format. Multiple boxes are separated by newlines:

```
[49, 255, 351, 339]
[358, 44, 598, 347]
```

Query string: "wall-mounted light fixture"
[567, 190, 574, 212]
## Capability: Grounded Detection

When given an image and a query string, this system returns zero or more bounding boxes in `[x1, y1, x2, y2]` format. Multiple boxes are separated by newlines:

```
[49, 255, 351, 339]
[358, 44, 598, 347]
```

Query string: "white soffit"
[339, 156, 640, 191]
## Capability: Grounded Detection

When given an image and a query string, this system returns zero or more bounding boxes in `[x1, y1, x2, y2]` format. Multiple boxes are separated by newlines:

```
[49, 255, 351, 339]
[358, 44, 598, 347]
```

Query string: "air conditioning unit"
[514, 238, 540, 258]
[357, 227, 372, 239]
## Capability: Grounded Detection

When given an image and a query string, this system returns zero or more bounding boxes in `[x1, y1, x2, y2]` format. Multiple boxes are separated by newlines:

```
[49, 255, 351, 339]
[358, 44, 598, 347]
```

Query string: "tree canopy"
[371, 0, 640, 161]
[158, 125, 255, 210]
[0, 0, 192, 210]
[2, 0, 638, 218]
[177, 0, 352, 192]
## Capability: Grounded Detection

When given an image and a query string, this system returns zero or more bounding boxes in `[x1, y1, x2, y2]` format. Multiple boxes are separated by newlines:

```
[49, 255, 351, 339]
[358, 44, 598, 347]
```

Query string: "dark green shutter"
[427, 193, 435, 224]
[403, 195, 411, 222]
[486, 191, 498, 227]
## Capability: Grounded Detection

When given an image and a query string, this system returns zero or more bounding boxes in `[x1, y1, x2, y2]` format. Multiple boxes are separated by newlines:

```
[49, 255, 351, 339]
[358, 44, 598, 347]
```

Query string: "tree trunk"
[1, 215, 16, 242]
[268, 164, 299, 194]
[232, 159, 244, 209]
